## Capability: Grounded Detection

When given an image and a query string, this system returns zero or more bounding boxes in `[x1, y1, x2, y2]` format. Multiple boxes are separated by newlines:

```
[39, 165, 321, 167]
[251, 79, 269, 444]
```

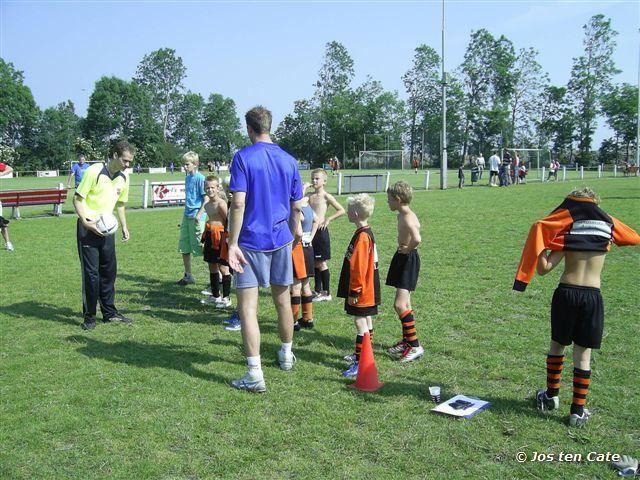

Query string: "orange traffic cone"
[348, 333, 384, 392]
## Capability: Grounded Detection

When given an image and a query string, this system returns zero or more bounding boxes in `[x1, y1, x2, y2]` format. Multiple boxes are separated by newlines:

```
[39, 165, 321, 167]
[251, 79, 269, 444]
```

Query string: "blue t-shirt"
[71, 162, 90, 187]
[229, 142, 303, 251]
[184, 171, 206, 218]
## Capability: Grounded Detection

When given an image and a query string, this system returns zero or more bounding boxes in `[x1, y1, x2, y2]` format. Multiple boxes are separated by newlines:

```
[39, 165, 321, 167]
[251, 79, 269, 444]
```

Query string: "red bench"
[0, 188, 68, 219]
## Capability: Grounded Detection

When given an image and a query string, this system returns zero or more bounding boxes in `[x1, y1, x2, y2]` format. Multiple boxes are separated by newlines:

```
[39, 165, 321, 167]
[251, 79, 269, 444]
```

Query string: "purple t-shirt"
[71, 162, 90, 187]
[229, 142, 303, 251]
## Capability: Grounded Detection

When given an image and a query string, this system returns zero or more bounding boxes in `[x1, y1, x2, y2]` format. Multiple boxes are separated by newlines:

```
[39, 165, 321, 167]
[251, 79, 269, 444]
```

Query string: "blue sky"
[1, 0, 638, 144]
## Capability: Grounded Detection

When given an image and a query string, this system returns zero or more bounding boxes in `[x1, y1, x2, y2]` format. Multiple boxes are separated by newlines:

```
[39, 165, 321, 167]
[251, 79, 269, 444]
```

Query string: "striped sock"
[291, 296, 301, 322]
[571, 368, 591, 416]
[301, 294, 313, 322]
[545, 354, 564, 398]
[368, 328, 374, 343]
[400, 309, 420, 347]
[354, 334, 364, 362]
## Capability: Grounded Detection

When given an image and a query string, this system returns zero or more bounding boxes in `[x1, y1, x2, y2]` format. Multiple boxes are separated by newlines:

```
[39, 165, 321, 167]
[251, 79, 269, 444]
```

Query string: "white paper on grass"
[431, 394, 491, 419]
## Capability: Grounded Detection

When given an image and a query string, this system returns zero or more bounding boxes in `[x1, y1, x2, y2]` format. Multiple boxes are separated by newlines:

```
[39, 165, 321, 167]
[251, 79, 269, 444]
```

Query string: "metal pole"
[440, 0, 447, 189]
[637, 26, 639, 167]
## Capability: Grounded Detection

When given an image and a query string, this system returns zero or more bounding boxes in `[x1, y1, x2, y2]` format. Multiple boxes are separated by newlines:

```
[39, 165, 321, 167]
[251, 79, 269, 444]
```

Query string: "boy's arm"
[611, 216, 640, 246]
[536, 250, 564, 276]
[195, 196, 209, 224]
[309, 211, 320, 242]
[348, 234, 369, 305]
[320, 193, 345, 229]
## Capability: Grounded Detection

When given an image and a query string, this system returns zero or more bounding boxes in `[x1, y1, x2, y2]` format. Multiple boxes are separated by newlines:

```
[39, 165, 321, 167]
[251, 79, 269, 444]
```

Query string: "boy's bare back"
[396, 208, 421, 253]
[538, 250, 606, 289]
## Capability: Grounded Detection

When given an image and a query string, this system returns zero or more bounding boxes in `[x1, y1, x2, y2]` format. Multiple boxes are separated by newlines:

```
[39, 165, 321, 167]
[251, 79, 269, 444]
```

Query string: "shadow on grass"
[66, 335, 231, 385]
[3, 301, 79, 326]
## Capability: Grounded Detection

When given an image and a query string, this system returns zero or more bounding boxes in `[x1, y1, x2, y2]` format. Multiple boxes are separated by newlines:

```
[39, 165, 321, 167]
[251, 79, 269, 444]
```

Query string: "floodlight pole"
[636, 26, 639, 167]
[440, 0, 448, 189]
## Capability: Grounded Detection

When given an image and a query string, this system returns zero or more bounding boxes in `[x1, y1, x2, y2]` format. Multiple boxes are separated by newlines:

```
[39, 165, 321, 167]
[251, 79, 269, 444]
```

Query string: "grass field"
[1, 175, 638, 479]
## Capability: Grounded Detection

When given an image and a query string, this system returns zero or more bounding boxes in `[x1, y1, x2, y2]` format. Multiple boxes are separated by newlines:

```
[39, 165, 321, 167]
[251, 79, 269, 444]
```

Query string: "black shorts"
[490, 170, 498, 178]
[0, 216, 8, 228]
[203, 236, 227, 265]
[551, 283, 604, 349]
[312, 228, 331, 261]
[344, 301, 378, 317]
[302, 243, 315, 276]
[385, 250, 420, 291]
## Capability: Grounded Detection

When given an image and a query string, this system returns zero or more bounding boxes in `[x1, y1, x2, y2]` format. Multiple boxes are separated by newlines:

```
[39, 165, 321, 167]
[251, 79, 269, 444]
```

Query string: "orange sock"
[291, 296, 301, 321]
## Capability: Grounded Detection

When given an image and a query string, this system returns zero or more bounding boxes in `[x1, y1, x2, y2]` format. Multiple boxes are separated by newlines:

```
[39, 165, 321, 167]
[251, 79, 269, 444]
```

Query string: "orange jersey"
[202, 223, 229, 262]
[513, 196, 640, 291]
[337, 226, 381, 307]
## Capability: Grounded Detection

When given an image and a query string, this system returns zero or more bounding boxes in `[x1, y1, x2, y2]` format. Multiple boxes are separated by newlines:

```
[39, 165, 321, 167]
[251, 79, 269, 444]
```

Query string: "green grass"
[0, 176, 638, 479]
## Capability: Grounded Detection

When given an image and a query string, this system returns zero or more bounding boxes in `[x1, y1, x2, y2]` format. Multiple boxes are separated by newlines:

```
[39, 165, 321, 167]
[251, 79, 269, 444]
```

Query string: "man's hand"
[122, 227, 130, 242]
[83, 219, 104, 237]
[227, 244, 247, 273]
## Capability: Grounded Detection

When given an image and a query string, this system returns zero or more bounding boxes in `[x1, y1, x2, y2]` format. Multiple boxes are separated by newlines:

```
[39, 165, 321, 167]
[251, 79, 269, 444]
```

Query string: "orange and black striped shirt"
[513, 196, 640, 291]
[337, 226, 381, 307]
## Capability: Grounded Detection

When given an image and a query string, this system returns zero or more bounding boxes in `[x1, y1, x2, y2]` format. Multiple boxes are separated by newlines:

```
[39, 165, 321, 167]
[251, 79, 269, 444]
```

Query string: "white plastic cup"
[429, 386, 441, 403]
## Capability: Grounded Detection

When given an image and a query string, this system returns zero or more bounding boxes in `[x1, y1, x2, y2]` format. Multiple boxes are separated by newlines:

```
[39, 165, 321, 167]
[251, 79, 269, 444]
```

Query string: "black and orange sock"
[321, 269, 330, 294]
[210, 272, 220, 298]
[545, 354, 565, 398]
[301, 295, 313, 322]
[314, 268, 322, 293]
[571, 368, 591, 416]
[354, 334, 364, 362]
[222, 274, 232, 298]
[400, 309, 420, 347]
[291, 296, 301, 322]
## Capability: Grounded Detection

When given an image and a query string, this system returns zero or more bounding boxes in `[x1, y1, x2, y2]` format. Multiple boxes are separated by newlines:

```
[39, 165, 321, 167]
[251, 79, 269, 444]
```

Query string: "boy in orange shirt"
[337, 193, 380, 377]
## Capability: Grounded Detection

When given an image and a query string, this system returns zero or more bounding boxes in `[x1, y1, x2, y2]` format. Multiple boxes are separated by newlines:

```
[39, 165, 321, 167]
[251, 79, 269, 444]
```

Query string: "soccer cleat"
[342, 362, 359, 377]
[176, 274, 196, 285]
[311, 293, 324, 303]
[200, 287, 212, 296]
[223, 311, 239, 326]
[387, 340, 408, 356]
[299, 319, 314, 329]
[103, 313, 133, 324]
[201, 296, 221, 305]
[343, 353, 357, 363]
[277, 350, 297, 371]
[535, 389, 559, 412]
[230, 372, 266, 393]
[5, 242, 14, 251]
[321, 292, 332, 302]
[215, 297, 232, 309]
[569, 409, 591, 427]
[81, 320, 96, 330]
[293, 321, 301, 332]
[224, 316, 241, 331]
[399, 345, 424, 364]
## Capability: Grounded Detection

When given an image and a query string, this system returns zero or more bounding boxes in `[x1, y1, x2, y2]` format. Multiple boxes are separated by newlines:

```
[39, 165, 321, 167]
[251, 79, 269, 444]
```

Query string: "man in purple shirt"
[67, 154, 90, 189]
[227, 106, 303, 392]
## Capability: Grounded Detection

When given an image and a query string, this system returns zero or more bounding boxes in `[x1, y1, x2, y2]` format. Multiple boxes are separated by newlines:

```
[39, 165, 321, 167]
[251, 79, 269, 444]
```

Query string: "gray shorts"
[235, 243, 293, 288]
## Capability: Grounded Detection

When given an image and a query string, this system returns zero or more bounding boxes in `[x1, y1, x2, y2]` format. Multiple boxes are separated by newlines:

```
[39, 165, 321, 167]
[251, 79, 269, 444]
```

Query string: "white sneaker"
[311, 293, 324, 303]
[5, 242, 13, 251]
[569, 409, 592, 427]
[322, 294, 332, 302]
[215, 297, 232, 309]
[387, 340, 408, 356]
[230, 372, 266, 393]
[201, 288, 212, 296]
[277, 350, 297, 371]
[343, 353, 357, 363]
[399, 345, 424, 364]
[200, 296, 221, 305]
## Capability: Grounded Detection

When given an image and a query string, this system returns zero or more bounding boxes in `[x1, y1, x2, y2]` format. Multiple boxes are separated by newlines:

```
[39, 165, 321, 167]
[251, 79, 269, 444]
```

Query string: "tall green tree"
[134, 48, 186, 141]
[568, 14, 619, 165]
[0, 58, 39, 161]
[538, 86, 576, 162]
[600, 83, 638, 162]
[202, 93, 242, 165]
[33, 101, 80, 169]
[173, 92, 205, 151]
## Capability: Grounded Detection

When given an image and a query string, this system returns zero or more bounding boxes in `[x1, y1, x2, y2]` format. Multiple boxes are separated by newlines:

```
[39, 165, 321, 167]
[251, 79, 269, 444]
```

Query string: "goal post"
[358, 150, 409, 170]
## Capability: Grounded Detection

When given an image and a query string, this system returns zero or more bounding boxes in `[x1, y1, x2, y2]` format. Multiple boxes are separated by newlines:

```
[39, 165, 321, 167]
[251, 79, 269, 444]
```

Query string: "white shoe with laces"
[230, 372, 266, 393]
[201, 296, 221, 305]
[5, 242, 14, 251]
[278, 350, 297, 371]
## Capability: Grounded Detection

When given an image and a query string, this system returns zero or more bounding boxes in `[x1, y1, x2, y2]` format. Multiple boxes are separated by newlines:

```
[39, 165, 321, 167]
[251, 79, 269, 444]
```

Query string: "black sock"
[321, 269, 330, 294]
[210, 272, 220, 298]
[314, 268, 322, 293]
[222, 274, 231, 298]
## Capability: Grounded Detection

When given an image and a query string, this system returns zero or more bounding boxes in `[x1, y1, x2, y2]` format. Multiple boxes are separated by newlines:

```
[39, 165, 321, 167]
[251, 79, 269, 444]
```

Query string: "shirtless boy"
[307, 168, 345, 301]
[385, 181, 424, 363]
[197, 176, 232, 308]
[513, 187, 640, 427]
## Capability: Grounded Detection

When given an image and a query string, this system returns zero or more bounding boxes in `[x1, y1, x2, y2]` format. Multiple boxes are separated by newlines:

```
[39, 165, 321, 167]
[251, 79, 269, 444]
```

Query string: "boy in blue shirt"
[177, 151, 207, 285]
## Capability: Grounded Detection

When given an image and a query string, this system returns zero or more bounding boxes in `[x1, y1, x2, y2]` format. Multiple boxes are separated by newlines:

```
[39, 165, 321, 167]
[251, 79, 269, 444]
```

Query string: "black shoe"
[103, 313, 133, 324]
[299, 319, 314, 329]
[293, 321, 301, 332]
[81, 321, 96, 330]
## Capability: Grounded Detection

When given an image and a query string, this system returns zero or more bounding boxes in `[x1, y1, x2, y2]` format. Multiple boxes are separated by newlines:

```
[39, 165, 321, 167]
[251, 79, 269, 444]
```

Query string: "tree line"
[0, 14, 636, 171]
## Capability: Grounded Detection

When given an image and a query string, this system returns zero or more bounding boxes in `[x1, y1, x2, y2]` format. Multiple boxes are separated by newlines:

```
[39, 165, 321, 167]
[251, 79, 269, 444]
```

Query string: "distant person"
[73, 141, 133, 330]
[338, 193, 380, 377]
[412, 157, 419, 174]
[470, 161, 480, 186]
[67, 154, 90, 189]
[227, 106, 303, 393]
[207, 161, 214, 173]
[385, 181, 423, 363]
[518, 162, 528, 183]
[169, 162, 175, 174]
[331, 157, 339, 176]
[176, 152, 206, 285]
[514, 187, 640, 427]
[0, 162, 14, 251]
[547, 159, 559, 182]
[308, 168, 346, 301]
[500, 151, 512, 187]
[512, 151, 521, 184]
[476, 153, 485, 179]
[457, 163, 465, 188]
[488, 151, 500, 186]
[135, 163, 142, 175]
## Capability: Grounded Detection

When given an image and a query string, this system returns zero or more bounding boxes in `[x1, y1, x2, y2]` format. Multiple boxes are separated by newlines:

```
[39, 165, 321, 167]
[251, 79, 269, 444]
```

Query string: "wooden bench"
[0, 187, 68, 219]
[623, 165, 639, 177]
